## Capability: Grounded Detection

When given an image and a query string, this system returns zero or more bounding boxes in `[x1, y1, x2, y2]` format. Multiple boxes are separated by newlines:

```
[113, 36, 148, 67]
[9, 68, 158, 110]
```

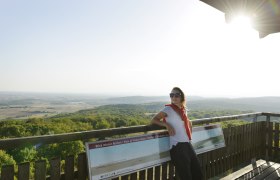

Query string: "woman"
[151, 87, 203, 180]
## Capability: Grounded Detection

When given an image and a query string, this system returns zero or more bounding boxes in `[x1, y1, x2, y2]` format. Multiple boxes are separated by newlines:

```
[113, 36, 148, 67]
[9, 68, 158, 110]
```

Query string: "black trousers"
[170, 142, 203, 180]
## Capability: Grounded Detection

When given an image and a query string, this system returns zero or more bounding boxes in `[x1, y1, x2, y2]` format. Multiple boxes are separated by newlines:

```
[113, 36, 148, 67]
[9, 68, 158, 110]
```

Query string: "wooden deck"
[222, 159, 280, 180]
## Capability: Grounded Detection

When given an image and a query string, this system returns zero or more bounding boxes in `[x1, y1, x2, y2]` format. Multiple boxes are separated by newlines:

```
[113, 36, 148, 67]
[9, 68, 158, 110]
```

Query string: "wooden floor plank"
[253, 163, 280, 180]
[220, 160, 280, 180]
[221, 160, 266, 180]
[241, 161, 275, 180]
[263, 166, 280, 180]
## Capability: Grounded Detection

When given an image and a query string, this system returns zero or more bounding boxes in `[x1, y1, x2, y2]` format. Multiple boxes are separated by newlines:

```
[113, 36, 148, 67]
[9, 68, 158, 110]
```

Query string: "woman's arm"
[151, 112, 175, 136]
[189, 120, 193, 133]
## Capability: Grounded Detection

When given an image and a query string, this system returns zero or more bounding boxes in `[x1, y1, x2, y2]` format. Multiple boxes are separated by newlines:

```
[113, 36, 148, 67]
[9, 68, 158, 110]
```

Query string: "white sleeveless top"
[161, 106, 190, 149]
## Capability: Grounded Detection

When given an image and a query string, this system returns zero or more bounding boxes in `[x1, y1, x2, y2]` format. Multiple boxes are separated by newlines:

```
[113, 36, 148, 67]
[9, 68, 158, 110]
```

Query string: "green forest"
[0, 103, 251, 173]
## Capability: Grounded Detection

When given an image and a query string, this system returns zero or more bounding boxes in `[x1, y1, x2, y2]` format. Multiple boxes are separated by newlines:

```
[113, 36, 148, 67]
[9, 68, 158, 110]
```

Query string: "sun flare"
[226, 14, 258, 42]
[230, 15, 253, 29]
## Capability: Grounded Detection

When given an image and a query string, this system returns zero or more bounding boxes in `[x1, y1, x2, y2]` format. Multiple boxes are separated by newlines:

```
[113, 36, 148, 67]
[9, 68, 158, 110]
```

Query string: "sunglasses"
[169, 93, 181, 98]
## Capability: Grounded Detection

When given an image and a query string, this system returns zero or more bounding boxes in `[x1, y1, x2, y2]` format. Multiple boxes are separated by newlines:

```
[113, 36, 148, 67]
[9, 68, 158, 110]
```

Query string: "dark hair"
[172, 87, 186, 107]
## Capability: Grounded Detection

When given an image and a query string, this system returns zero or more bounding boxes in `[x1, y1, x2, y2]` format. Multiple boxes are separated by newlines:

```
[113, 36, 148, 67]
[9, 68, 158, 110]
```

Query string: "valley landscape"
[1, 92, 280, 120]
[0, 91, 279, 174]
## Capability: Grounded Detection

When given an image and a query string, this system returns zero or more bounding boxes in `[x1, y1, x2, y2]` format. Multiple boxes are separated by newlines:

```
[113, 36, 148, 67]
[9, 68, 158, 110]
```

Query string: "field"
[0, 103, 95, 120]
[0, 92, 99, 120]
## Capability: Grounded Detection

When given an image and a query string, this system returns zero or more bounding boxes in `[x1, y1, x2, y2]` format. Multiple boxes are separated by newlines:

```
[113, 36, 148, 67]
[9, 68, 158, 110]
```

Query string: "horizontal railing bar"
[0, 125, 163, 150]
[262, 112, 280, 117]
[192, 112, 263, 125]
[0, 112, 272, 150]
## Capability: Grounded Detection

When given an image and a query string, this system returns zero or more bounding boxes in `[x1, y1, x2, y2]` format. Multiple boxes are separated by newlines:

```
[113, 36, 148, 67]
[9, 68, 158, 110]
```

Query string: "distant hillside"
[50, 103, 249, 122]
[98, 96, 280, 113]
[189, 97, 280, 113]
[106, 95, 205, 104]
[1, 92, 280, 120]
[105, 96, 169, 104]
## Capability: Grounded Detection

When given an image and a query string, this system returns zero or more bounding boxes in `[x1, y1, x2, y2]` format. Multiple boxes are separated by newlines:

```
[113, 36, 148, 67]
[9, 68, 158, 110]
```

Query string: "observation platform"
[0, 112, 279, 180]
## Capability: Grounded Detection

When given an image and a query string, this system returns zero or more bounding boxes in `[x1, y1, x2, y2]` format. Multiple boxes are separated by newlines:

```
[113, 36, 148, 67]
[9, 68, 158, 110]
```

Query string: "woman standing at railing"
[151, 87, 203, 180]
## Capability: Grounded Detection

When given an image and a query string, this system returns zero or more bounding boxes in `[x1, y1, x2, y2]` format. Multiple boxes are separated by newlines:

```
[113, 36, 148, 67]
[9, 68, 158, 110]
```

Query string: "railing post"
[18, 162, 30, 180]
[253, 115, 258, 122]
[35, 160, 47, 180]
[1, 164, 14, 180]
[265, 115, 271, 161]
[78, 153, 87, 180]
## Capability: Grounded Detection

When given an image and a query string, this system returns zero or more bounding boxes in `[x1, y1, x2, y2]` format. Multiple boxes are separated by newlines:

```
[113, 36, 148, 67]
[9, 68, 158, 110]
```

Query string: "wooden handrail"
[262, 112, 280, 117]
[191, 112, 263, 125]
[0, 125, 163, 150]
[0, 112, 276, 150]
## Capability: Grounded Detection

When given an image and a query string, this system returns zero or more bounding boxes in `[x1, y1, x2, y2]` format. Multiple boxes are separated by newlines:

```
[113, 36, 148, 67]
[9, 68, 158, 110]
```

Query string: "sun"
[228, 14, 255, 33]
[225, 14, 259, 41]
[230, 15, 252, 29]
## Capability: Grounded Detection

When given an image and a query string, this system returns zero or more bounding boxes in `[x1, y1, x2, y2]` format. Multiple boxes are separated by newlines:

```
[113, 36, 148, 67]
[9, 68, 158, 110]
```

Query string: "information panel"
[86, 124, 225, 180]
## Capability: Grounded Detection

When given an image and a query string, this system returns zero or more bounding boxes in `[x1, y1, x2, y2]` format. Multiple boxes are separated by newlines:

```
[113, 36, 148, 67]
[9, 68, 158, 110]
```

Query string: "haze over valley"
[1, 92, 279, 120]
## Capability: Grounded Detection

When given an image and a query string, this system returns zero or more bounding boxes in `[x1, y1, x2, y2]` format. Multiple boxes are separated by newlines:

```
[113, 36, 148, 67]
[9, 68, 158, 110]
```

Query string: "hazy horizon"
[1, 90, 280, 99]
[1, 90, 280, 120]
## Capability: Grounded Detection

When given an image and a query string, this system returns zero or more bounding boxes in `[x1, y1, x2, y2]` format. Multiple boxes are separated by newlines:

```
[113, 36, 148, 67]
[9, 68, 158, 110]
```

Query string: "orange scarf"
[163, 104, 192, 140]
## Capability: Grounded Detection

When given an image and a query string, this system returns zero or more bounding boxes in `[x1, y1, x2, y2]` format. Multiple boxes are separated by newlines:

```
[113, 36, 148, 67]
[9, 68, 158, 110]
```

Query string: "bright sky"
[1, 0, 280, 97]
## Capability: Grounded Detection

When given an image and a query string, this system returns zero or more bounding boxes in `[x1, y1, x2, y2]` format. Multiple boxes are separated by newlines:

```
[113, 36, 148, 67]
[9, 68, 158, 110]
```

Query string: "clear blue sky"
[1, 0, 280, 97]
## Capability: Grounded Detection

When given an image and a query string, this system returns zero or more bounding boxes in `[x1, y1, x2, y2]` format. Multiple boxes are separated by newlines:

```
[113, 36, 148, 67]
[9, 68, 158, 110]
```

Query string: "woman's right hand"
[165, 123, 175, 136]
